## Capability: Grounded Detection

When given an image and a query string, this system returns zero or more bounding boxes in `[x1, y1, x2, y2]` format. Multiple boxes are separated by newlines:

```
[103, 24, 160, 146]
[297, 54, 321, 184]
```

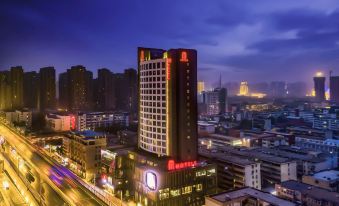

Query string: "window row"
[140, 76, 166, 84]
[140, 120, 166, 127]
[140, 70, 166, 76]
[140, 132, 166, 140]
[140, 89, 166, 95]
[140, 96, 166, 101]
[140, 102, 166, 107]
[140, 114, 166, 120]
[140, 126, 166, 134]
[140, 62, 166, 70]
[141, 108, 166, 114]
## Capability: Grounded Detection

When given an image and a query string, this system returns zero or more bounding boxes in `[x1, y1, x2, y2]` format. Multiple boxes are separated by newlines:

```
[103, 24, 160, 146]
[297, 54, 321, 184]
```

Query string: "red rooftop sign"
[167, 160, 197, 171]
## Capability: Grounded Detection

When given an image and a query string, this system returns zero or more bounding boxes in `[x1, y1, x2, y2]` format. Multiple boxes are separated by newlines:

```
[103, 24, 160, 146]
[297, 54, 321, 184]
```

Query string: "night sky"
[1, 0, 339, 87]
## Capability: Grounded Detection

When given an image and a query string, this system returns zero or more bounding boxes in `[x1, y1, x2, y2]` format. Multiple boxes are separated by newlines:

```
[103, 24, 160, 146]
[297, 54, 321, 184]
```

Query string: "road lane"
[0, 124, 105, 206]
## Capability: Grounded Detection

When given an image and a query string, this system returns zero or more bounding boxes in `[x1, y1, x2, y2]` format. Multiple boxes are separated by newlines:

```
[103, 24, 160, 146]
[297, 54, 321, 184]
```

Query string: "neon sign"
[167, 160, 197, 171]
[146, 172, 157, 190]
[140, 50, 145, 62]
[70, 115, 76, 130]
[166, 58, 172, 80]
[180, 51, 188, 62]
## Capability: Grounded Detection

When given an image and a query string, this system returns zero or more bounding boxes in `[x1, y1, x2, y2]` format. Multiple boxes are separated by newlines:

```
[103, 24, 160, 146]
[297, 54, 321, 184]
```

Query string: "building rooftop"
[216, 154, 257, 167]
[210, 187, 295, 206]
[312, 170, 339, 181]
[199, 150, 256, 167]
[279, 180, 339, 204]
[197, 121, 215, 126]
[253, 147, 326, 163]
[324, 139, 339, 146]
[72, 130, 105, 139]
[218, 146, 294, 164]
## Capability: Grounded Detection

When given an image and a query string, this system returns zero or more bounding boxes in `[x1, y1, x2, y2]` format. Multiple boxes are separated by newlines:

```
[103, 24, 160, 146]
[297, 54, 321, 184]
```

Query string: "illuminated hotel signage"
[167, 160, 197, 171]
[140, 50, 145, 62]
[166, 58, 172, 80]
[146, 172, 157, 190]
[70, 115, 76, 130]
[180, 51, 188, 62]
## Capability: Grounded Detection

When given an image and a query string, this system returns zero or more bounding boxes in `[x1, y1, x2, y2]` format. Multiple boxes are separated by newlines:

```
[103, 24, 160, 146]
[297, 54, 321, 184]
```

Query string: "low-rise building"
[302, 170, 339, 192]
[198, 121, 215, 135]
[217, 146, 297, 188]
[276, 180, 339, 206]
[261, 136, 288, 148]
[254, 146, 337, 178]
[63, 130, 107, 181]
[200, 134, 243, 148]
[200, 150, 261, 190]
[101, 149, 218, 206]
[4, 110, 32, 127]
[45, 114, 71, 131]
[313, 111, 339, 131]
[75, 111, 129, 131]
[205, 187, 296, 206]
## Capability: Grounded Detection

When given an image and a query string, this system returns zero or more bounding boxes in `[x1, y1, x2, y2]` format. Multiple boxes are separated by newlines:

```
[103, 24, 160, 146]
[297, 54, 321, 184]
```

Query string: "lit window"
[170, 189, 181, 197]
[196, 184, 203, 192]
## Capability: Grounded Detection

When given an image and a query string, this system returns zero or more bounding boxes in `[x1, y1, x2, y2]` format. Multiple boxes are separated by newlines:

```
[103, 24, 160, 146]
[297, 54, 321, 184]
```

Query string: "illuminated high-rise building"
[0, 71, 12, 110]
[197, 81, 205, 94]
[123, 68, 138, 114]
[239, 81, 249, 96]
[100, 48, 217, 206]
[62, 65, 94, 111]
[97, 68, 116, 110]
[203, 88, 227, 115]
[138, 47, 198, 161]
[58, 72, 69, 110]
[314, 72, 325, 101]
[330, 76, 339, 104]
[10, 66, 24, 109]
[39, 67, 56, 111]
[23, 71, 39, 109]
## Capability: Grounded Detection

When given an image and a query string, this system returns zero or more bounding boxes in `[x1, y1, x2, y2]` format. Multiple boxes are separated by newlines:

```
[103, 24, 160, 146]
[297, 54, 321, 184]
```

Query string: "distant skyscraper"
[58, 72, 69, 110]
[0, 71, 12, 110]
[198, 81, 205, 94]
[314, 73, 325, 101]
[85, 70, 94, 110]
[251, 82, 269, 94]
[138, 47, 198, 161]
[330, 76, 339, 104]
[113, 72, 125, 110]
[225, 82, 240, 96]
[124, 68, 138, 114]
[67, 65, 89, 111]
[203, 88, 227, 115]
[97, 68, 116, 110]
[239, 81, 249, 96]
[287, 82, 307, 97]
[10, 66, 24, 109]
[270, 81, 286, 97]
[39, 67, 56, 111]
[23, 71, 39, 109]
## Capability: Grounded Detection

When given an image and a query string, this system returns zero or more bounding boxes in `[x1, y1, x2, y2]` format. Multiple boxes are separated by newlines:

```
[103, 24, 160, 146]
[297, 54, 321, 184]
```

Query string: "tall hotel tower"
[138, 47, 198, 161]
[101, 48, 217, 206]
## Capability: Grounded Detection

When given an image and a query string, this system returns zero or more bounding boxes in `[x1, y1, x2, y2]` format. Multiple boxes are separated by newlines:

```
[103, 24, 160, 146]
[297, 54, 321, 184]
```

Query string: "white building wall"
[281, 162, 297, 182]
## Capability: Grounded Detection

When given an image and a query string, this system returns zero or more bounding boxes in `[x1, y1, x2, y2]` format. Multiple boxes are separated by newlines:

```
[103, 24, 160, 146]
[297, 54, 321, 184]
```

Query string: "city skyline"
[2, 0, 339, 85]
[1, 1, 339, 206]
